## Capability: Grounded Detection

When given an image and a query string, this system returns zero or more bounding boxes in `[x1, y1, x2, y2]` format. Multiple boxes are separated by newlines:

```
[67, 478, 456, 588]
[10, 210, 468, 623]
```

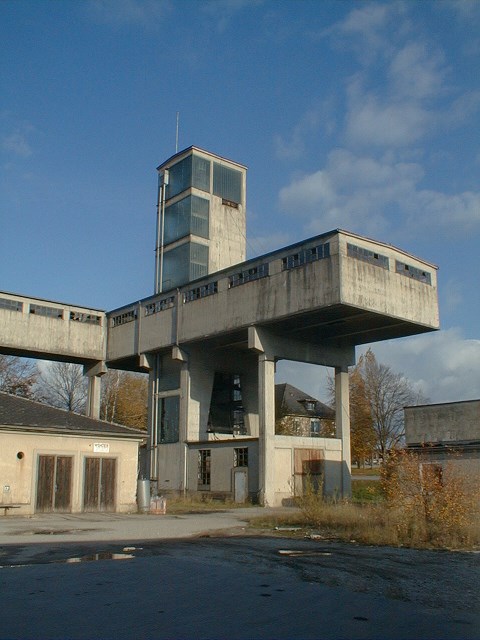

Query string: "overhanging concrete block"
[248, 326, 354, 368]
[83, 361, 107, 377]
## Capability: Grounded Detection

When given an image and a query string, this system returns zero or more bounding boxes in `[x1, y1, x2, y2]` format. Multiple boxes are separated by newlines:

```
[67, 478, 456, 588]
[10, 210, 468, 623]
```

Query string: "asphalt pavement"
[0, 506, 266, 546]
[1, 509, 478, 640]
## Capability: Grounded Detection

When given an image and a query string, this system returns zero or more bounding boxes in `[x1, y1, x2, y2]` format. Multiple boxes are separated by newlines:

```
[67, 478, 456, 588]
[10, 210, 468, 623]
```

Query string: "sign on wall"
[93, 443, 110, 453]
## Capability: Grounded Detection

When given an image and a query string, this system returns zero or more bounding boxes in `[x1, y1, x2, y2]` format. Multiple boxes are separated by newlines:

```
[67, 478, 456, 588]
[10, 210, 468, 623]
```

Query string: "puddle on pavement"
[66, 552, 135, 563]
[278, 550, 332, 557]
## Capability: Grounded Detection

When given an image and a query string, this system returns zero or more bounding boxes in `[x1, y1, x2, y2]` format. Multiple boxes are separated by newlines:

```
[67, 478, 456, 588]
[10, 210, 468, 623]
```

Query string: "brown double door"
[36, 455, 73, 513]
[83, 457, 116, 512]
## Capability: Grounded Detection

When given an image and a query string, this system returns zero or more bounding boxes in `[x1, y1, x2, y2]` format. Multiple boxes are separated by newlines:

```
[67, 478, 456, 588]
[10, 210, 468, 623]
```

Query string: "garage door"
[36, 455, 73, 513]
[83, 457, 116, 512]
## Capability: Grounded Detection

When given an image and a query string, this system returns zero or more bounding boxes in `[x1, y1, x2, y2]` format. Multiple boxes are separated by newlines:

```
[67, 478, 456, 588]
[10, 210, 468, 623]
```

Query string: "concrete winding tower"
[155, 147, 247, 293]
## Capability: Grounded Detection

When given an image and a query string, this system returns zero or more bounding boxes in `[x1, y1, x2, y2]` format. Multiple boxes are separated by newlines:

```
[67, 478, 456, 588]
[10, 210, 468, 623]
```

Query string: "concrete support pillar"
[179, 360, 190, 495]
[147, 360, 158, 485]
[258, 354, 276, 506]
[84, 361, 107, 420]
[335, 365, 351, 498]
[86, 375, 102, 419]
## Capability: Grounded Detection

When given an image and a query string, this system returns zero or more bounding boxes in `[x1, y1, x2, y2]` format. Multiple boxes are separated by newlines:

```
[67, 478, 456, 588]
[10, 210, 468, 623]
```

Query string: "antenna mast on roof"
[175, 112, 179, 153]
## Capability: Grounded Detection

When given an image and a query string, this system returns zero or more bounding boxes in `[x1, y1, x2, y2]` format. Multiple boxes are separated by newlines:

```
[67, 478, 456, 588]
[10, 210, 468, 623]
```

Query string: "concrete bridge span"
[106, 229, 438, 369]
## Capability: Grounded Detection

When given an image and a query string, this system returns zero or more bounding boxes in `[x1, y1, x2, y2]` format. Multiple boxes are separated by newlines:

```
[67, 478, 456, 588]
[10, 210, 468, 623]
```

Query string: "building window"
[310, 420, 321, 437]
[158, 396, 180, 444]
[234, 448, 248, 468]
[183, 281, 218, 303]
[111, 308, 137, 327]
[282, 243, 330, 270]
[165, 154, 211, 200]
[213, 163, 242, 204]
[192, 155, 211, 192]
[208, 373, 245, 435]
[162, 242, 209, 290]
[69, 311, 101, 325]
[198, 450, 211, 489]
[144, 296, 175, 316]
[395, 261, 431, 285]
[0, 297, 23, 312]
[164, 195, 209, 244]
[228, 263, 269, 288]
[347, 243, 389, 269]
[29, 304, 63, 319]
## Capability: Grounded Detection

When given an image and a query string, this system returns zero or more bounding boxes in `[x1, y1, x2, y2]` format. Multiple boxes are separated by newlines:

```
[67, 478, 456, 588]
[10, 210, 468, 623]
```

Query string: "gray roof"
[0, 392, 145, 439]
[275, 383, 334, 420]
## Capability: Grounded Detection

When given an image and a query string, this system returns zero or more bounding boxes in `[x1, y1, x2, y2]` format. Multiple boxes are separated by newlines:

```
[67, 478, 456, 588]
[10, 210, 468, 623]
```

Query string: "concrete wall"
[405, 400, 480, 444]
[106, 230, 439, 364]
[272, 436, 343, 506]
[0, 430, 140, 515]
[187, 440, 259, 500]
[417, 451, 480, 479]
[339, 236, 439, 329]
[0, 292, 106, 363]
[208, 194, 246, 273]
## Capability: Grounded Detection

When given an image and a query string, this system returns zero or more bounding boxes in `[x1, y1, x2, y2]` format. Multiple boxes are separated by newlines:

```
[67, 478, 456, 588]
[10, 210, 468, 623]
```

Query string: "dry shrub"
[295, 457, 480, 549]
[381, 450, 480, 548]
[297, 478, 394, 545]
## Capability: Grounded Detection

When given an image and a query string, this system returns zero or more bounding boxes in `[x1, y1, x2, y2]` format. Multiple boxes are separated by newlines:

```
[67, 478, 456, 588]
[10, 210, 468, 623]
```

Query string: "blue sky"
[1, 0, 479, 403]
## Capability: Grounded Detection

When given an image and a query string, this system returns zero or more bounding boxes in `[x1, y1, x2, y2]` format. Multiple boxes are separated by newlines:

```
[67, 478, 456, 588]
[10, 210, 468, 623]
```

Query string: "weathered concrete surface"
[0, 535, 478, 640]
[106, 230, 439, 365]
[0, 291, 106, 363]
[0, 508, 260, 546]
[405, 399, 480, 444]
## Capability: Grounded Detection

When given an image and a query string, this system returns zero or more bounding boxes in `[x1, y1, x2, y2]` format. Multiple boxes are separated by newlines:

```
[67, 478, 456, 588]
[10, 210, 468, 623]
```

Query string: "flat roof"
[157, 145, 247, 172]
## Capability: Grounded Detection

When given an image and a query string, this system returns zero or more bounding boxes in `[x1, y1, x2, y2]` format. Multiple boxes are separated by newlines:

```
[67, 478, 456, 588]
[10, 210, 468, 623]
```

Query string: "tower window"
[164, 195, 209, 244]
[213, 163, 242, 204]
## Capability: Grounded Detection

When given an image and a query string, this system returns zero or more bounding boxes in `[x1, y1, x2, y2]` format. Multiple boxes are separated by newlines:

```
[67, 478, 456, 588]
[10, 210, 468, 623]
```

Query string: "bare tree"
[39, 362, 87, 413]
[0, 355, 39, 398]
[359, 349, 425, 459]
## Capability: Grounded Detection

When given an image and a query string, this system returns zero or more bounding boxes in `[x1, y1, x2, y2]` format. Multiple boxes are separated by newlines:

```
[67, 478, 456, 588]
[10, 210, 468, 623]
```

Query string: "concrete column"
[335, 365, 351, 497]
[84, 361, 107, 419]
[258, 354, 276, 506]
[86, 375, 102, 419]
[147, 361, 158, 485]
[179, 360, 190, 495]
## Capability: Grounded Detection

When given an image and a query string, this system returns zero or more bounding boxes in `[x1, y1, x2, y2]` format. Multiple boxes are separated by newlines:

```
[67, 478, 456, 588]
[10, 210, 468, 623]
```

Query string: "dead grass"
[162, 494, 254, 514]
[249, 497, 480, 549]
[249, 456, 480, 550]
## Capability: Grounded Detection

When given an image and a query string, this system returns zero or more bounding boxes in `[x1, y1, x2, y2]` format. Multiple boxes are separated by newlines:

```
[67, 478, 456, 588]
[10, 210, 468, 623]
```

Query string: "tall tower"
[155, 146, 247, 293]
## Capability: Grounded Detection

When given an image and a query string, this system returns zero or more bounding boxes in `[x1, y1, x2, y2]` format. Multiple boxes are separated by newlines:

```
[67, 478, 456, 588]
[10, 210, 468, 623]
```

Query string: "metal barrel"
[137, 479, 150, 513]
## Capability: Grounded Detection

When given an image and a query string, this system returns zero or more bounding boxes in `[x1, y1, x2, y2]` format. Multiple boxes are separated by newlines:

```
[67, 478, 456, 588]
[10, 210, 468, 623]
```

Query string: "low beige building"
[0, 392, 144, 515]
[404, 399, 480, 478]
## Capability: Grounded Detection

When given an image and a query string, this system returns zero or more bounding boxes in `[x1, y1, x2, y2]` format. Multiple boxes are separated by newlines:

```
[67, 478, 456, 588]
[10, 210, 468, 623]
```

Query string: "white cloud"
[279, 149, 480, 236]
[325, 2, 395, 64]
[364, 330, 480, 404]
[2, 132, 33, 158]
[274, 109, 324, 161]
[276, 329, 480, 407]
[345, 92, 430, 148]
[202, 0, 263, 33]
[389, 41, 447, 101]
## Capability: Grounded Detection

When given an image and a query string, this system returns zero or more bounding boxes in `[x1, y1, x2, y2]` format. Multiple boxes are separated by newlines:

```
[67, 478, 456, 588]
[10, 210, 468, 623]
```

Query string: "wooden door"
[83, 458, 116, 512]
[36, 455, 72, 513]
